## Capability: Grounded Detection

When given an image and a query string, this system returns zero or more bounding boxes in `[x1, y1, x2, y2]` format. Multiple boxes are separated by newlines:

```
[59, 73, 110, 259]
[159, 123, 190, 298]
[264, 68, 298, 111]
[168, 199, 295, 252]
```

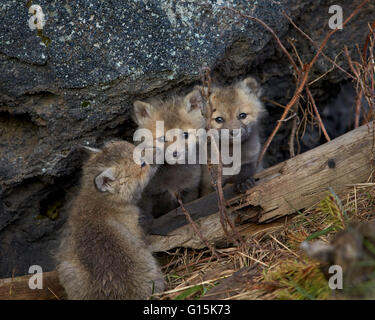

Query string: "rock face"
[0, 0, 374, 277]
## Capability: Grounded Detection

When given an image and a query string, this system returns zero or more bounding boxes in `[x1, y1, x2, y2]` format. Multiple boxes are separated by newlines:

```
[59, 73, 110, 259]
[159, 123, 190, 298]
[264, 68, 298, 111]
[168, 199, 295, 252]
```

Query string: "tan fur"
[201, 77, 265, 194]
[56, 141, 164, 299]
[208, 79, 263, 131]
[134, 95, 205, 153]
[133, 90, 205, 219]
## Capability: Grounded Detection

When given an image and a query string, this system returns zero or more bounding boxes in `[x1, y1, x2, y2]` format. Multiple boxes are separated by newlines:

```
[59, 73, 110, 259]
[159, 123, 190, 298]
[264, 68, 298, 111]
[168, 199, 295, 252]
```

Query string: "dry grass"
[152, 3, 375, 300]
[154, 182, 375, 300]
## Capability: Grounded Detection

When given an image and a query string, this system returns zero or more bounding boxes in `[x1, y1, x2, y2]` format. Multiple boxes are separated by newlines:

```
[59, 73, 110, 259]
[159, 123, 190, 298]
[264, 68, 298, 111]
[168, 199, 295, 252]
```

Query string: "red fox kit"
[202, 77, 264, 194]
[56, 141, 164, 299]
[133, 89, 205, 219]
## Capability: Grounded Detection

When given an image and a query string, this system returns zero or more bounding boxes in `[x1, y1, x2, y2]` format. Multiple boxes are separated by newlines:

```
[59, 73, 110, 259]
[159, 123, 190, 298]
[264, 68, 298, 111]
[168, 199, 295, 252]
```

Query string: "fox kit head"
[133, 89, 205, 163]
[206, 77, 264, 140]
[81, 141, 156, 203]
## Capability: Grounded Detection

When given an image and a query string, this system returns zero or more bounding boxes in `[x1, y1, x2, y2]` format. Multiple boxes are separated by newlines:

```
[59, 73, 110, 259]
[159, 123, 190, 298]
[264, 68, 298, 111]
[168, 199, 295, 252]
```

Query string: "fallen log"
[148, 123, 374, 252]
[1, 124, 373, 300]
[0, 271, 65, 300]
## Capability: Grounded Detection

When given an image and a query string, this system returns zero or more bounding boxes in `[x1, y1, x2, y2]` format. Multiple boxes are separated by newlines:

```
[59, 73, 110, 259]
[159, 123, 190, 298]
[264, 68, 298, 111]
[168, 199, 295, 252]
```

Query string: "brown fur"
[208, 79, 263, 130]
[133, 90, 205, 219]
[301, 221, 375, 298]
[56, 141, 164, 300]
[201, 77, 265, 194]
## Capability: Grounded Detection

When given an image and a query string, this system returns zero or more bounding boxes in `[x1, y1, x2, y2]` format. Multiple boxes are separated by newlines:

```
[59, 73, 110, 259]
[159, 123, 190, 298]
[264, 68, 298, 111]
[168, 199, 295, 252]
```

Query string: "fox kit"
[56, 141, 164, 300]
[301, 221, 375, 298]
[133, 89, 205, 219]
[201, 77, 264, 194]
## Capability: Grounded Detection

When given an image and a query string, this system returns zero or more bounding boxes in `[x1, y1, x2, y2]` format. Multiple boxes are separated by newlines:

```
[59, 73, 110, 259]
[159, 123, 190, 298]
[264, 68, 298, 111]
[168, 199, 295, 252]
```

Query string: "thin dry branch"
[288, 115, 298, 158]
[355, 90, 364, 128]
[363, 20, 375, 60]
[344, 25, 375, 128]
[283, 11, 355, 80]
[200, 67, 243, 245]
[306, 87, 331, 142]
[255, 0, 370, 164]
[177, 193, 219, 259]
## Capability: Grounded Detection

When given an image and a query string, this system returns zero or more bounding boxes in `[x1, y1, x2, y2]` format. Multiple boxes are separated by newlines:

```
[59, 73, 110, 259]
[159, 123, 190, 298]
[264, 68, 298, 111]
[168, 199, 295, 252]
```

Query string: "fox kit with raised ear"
[56, 141, 164, 300]
[202, 77, 264, 194]
[133, 89, 205, 219]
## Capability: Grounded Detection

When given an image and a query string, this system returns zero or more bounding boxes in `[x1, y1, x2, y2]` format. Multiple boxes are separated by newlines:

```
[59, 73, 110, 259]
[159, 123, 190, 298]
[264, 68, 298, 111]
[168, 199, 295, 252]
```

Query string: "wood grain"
[148, 124, 374, 252]
[0, 271, 65, 300]
[1, 124, 373, 299]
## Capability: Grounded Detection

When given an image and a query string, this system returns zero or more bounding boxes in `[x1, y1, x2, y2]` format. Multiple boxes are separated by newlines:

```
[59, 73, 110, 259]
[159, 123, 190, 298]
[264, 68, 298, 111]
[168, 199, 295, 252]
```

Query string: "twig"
[289, 115, 297, 157]
[200, 68, 231, 241]
[258, 72, 308, 165]
[283, 11, 355, 80]
[278, 113, 297, 122]
[363, 20, 375, 60]
[269, 234, 300, 258]
[177, 193, 219, 259]
[355, 89, 364, 128]
[344, 45, 368, 128]
[200, 67, 244, 246]
[306, 87, 331, 142]
[47, 287, 60, 300]
[256, 0, 369, 164]
[262, 97, 287, 109]
[237, 251, 270, 268]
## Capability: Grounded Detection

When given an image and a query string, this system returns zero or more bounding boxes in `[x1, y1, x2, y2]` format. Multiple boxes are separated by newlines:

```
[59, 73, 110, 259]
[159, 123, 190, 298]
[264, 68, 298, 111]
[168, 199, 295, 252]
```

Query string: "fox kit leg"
[228, 127, 261, 193]
[226, 161, 257, 193]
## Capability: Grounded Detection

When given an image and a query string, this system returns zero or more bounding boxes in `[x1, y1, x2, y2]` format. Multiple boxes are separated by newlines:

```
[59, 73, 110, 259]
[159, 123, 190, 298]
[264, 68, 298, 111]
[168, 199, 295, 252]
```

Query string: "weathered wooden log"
[148, 124, 374, 252]
[0, 271, 65, 300]
[1, 124, 373, 299]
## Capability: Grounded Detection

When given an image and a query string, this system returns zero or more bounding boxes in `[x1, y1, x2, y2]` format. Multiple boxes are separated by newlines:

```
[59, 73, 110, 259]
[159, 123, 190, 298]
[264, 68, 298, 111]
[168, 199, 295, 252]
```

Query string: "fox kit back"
[133, 89, 205, 219]
[56, 141, 164, 299]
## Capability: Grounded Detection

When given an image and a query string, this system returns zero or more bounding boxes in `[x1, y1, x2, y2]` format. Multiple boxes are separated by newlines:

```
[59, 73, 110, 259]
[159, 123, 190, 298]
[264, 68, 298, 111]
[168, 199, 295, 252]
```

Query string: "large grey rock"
[0, 0, 374, 277]
[1, 0, 287, 186]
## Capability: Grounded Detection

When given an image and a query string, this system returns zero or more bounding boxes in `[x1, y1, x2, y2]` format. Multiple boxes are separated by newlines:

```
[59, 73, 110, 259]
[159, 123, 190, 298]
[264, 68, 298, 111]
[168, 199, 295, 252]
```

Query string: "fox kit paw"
[235, 178, 255, 193]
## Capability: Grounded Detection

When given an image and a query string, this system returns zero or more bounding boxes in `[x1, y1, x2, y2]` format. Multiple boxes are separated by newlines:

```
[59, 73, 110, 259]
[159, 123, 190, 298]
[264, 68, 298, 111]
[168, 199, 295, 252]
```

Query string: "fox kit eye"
[140, 158, 146, 168]
[157, 136, 166, 142]
[238, 113, 247, 119]
[183, 132, 189, 139]
[215, 117, 224, 123]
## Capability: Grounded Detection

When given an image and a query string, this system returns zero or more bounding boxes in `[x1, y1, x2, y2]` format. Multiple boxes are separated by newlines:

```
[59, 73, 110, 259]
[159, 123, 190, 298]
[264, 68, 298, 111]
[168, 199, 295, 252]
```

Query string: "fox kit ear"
[95, 167, 116, 193]
[184, 87, 205, 112]
[79, 145, 101, 161]
[237, 77, 262, 98]
[133, 100, 154, 125]
[80, 146, 101, 154]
